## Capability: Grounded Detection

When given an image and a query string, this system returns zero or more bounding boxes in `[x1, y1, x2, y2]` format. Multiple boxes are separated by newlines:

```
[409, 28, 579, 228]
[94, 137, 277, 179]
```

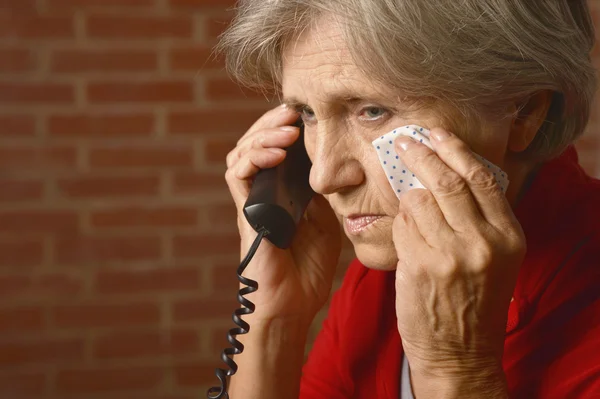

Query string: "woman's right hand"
[225, 104, 342, 327]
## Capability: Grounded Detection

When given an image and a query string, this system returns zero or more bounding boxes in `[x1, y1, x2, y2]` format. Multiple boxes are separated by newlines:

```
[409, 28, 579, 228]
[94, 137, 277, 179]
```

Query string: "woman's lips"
[344, 215, 383, 235]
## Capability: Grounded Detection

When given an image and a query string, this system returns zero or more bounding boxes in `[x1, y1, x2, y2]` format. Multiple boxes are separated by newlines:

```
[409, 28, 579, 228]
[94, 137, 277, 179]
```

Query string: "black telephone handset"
[207, 118, 315, 399]
[243, 118, 315, 249]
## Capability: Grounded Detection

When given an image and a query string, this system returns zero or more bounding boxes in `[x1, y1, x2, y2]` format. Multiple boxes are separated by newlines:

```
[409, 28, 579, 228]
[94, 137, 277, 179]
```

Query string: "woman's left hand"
[393, 128, 526, 398]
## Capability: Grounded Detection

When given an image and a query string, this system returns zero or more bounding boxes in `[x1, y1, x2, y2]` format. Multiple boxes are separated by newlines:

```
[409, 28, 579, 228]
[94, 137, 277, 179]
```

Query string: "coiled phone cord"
[206, 228, 268, 399]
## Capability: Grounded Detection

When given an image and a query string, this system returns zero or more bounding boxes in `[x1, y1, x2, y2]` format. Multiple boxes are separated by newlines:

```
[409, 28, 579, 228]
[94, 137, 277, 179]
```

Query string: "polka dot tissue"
[372, 125, 510, 199]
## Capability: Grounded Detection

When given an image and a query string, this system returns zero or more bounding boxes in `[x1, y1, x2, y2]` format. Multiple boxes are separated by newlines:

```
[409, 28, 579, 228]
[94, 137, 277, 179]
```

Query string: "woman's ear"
[508, 90, 553, 153]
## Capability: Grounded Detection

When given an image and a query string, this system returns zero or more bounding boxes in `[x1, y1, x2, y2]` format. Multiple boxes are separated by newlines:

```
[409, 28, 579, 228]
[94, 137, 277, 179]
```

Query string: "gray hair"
[217, 0, 597, 161]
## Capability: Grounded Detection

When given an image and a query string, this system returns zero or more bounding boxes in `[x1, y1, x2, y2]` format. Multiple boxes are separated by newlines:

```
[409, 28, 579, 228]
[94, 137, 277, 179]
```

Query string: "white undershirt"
[401, 353, 415, 399]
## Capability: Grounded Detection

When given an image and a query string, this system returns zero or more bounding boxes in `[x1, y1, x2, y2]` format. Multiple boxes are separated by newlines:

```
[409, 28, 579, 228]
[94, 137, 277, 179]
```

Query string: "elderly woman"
[216, 0, 600, 398]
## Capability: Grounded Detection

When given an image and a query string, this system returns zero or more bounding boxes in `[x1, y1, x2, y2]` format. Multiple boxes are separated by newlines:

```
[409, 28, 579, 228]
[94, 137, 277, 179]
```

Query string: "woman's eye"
[360, 107, 386, 120]
[300, 107, 316, 122]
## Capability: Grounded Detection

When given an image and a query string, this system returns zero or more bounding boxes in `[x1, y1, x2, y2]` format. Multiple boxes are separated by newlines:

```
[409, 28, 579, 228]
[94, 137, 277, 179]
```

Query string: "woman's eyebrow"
[282, 97, 304, 109]
[282, 94, 393, 108]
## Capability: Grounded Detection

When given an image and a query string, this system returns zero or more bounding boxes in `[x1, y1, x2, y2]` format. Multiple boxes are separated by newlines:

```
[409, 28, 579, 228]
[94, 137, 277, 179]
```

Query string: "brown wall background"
[0, 1, 598, 398]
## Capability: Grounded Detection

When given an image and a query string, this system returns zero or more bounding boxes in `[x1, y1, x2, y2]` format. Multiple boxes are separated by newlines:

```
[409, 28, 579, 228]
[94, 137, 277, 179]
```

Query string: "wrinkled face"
[281, 22, 510, 270]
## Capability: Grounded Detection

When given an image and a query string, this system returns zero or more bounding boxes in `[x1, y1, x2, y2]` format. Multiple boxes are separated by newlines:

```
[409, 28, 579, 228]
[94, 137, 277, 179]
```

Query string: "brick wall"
[0, 1, 598, 398]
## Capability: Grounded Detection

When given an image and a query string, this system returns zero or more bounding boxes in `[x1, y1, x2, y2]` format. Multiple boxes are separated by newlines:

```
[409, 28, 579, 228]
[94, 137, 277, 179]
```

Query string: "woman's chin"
[353, 243, 398, 271]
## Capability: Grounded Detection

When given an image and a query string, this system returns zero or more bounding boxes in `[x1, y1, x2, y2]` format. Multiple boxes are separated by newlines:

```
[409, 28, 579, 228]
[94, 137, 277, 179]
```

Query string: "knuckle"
[252, 134, 266, 148]
[506, 228, 527, 256]
[394, 207, 413, 225]
[226, 149, 238, 167]
[434, 254, 461, 279]
[473, 243, 494, 269]
[224, 168, 237, 183]
[412, 147, 437, 165]
[465, 166, 498, 191]
[433, 170, 467, 195]
[401, 189, 434, 212]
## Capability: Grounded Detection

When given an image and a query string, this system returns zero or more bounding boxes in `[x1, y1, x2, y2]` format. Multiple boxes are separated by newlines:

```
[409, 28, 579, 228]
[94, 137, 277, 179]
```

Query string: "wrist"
[409, 360, 508, 399]
[228, 316, 309, 399]
[238, 315, 310, 347]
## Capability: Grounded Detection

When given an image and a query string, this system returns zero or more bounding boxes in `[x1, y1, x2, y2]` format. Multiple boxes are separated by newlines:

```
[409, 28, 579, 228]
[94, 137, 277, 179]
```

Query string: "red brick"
[0, 48, 35, 72]
[0, 276, 30, 297]
[56, 367, 163, 393]
[167, 109, 265, 134]
[169, 46, 224, 71]
[204, 138, 236, 163]
[169, 0, 235, 7]
[0, 146, 76, 169]
[106, 396, 197, 399]
[87, 15, 192, 39]
[57, 175, 159, 198]
[51, 49, 158, 73]
[0, 210, 78, 234]
[0, 274, 82, 299]
[204, 203, 236, 226]
[206, 15, 232, 39]
[0, 307, 45, 332]
[172, 233, 239, 258]
[174, 362, 219, 387]
[172, 171, 226, 193]
[55, 235, 161, 264]
[53, 302, 160, 328]
[91, 206, 197, 228]
[0, 0, 37, 11]
[0, 338, 84, 365]
[48, 113, 154, 137]
[89, 145, 194, 169]
[0, 82, 74, 104]
[0, 178, 43, 202]
[0, 115, 35, 136]
[0, 373, 46, 396]
[87, 81, 193, 103]
[172, 297, 237, 321]
[0, 16, 74, 39]
[93, 329, 198, 359]
[36, 274, 83, 296]
[205, 78, 264, 102]
[94, 267, 199, 294]
[210, 326, 230, 350]
[0, 239, 44, 268]
[209, 264, 239, 293]
[48, 0, 153, 7]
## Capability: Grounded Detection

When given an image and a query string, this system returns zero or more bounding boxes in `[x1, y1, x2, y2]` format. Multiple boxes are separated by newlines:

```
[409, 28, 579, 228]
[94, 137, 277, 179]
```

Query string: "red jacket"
[300, 146, 600, 398]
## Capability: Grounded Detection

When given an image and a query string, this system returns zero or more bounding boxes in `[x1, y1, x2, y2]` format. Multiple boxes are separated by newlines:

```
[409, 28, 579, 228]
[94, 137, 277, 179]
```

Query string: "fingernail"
[431, 128, 451, 141]
[395, 137, 415, 152]
[280, 126, 297, 132]
[280, 103, 288, 109]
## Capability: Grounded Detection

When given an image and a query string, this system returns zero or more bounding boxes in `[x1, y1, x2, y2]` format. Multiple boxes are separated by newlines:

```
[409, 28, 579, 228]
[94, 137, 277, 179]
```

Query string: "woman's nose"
[308, 126, 364, 195]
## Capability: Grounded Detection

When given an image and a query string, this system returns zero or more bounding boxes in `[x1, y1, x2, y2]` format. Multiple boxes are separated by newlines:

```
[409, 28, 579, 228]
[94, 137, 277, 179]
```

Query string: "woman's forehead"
[281, 23, 397, 105]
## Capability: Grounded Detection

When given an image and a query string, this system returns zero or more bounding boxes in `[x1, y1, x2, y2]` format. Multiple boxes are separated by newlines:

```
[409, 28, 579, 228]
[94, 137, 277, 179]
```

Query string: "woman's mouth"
[344, 215, 383, 235]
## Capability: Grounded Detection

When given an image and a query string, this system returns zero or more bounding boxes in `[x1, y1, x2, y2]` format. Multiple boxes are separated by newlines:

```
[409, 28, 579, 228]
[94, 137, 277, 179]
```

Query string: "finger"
[235, 148, 287, 180]
[225, 148, 286, 206]
[399, 188, 454, 248]
[227, 126, 299, 169]
[394, 135, 482, 232]
[428, 128, 515, 229]
[244, 104, 299, 139]
[392, 202, 430, 266]
[240, 126, 299, 153]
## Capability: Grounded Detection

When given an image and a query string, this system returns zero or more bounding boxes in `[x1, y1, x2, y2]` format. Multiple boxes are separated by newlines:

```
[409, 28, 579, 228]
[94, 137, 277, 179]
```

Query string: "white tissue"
[371, 125, 509, 199]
